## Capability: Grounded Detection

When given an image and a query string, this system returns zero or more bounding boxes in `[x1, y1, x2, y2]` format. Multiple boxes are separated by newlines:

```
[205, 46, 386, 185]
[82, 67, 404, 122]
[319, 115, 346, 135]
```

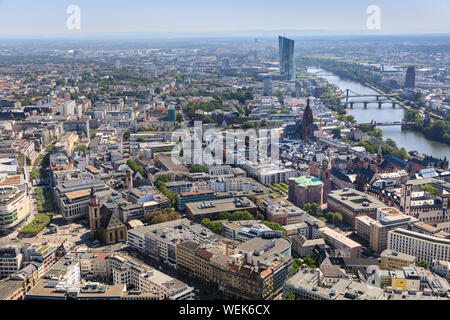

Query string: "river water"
[308, 67, 450, 160]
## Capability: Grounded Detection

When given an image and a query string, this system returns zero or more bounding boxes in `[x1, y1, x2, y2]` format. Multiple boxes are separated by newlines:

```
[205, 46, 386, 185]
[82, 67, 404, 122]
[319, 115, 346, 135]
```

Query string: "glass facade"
[279, 36, 296, 81]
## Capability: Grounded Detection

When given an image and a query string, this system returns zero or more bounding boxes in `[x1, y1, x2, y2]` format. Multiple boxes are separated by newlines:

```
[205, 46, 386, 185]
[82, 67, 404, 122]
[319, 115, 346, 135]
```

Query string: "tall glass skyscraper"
[279, 36, 296, 81]
[405, 66, 415, 88]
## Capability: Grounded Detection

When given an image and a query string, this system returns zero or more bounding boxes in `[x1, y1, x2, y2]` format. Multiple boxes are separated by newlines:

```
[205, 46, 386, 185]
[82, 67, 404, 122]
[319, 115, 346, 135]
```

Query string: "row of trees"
[126, 159, 147, 178]
[189, 164, 208, 173]
[155, 175, 177, 207]
[200, 218, 223, 234]
[216, 210, 254, 221]
[260, 221, 285, 235]
[319, 84, 347, 116]
[358, 138, 409, 160]
[35, 187, 55, 213]
[300, 56, 392, 93]
[19, 213, 52, 236]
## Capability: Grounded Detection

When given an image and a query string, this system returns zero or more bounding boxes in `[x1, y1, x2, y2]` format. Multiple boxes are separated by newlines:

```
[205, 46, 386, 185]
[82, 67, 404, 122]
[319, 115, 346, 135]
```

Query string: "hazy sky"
[0, 0, 449, 36]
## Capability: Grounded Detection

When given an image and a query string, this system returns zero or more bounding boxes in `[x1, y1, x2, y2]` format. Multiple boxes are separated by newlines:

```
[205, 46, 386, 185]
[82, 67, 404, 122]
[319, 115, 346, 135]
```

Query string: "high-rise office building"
[168, 107, 176, 125]
[405, 66, 415, 88]
[279, 36, 296, 81]
[263, 76, 274, 96]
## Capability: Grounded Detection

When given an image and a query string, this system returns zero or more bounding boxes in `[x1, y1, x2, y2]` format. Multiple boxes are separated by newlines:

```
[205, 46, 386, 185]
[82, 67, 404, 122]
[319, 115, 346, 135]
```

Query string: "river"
[308, 67, 450, 160]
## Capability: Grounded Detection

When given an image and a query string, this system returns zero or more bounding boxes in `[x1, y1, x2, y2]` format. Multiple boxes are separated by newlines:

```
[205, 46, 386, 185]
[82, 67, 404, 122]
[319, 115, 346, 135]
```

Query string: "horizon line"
[1, 29, 450, 40]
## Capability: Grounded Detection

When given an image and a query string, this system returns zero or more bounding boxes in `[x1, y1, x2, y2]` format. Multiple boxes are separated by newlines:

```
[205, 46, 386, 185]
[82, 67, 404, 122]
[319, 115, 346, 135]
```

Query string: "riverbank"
[308, 66, 450, 159]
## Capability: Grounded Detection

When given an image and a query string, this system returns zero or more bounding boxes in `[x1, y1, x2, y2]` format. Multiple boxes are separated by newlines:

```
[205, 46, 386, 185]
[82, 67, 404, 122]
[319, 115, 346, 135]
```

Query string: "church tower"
[88, 187, 101, 240]
[301, 98, 314, 141]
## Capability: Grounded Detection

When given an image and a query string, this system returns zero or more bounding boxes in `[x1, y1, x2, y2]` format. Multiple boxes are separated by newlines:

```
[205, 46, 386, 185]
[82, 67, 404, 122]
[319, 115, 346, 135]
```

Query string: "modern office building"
[387, 228, 450, 263]
[0, 186, 32, 234]
[327, 188, 385, 227]
[167, 107, 176, 125]
[405, 66, 416, 88]
[54, 171, 111, 221]
[279, 36, 296, 81]
[222, 221, 282, 242]
[185, 197, 258, 223]
[263, 76, 274, 96]
[355, 208, 418, 252]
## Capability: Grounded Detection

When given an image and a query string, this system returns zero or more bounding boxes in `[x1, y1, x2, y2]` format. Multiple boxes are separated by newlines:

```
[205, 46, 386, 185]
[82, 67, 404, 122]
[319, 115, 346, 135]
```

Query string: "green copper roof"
[289, 175, 323, 187]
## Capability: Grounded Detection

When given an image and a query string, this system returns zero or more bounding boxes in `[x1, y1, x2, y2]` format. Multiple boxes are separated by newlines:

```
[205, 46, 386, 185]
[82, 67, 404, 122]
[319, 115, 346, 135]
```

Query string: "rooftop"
[289, 175, 323, 188]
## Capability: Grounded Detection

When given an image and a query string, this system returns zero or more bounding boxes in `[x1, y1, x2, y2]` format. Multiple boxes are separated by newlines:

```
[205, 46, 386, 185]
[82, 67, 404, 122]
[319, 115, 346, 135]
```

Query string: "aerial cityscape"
[0, 1, 449, 308]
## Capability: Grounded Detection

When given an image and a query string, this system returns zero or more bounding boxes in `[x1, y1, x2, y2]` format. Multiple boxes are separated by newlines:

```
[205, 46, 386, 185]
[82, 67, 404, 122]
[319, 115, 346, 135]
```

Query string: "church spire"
[89, 187, 99, 206]
[301, 98, 314, 141]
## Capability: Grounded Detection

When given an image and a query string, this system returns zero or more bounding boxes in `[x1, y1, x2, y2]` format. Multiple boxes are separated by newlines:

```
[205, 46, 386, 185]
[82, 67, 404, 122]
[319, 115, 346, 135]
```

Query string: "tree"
[386, 138, 397, 149]
[201, 218, 223, 234]
[217, 210, 254, 221]
[293, 258, 302, 275]
[303, 256, 317, 268]
[143, 208, 180, 225]
[359, 124, 372, 132]
[367, 128, 383, 140]
[392, 148, 409, 160]
[157, 174, 173, 184]
[346, 115, 356, 124]
[261, 221, 285, 235]
[417, 184, 438, 196]
[416, 260, 430, 269]
[358, 140, 378, 154]
[381, 144, 393, 155]
[326, 212, 343, 225]
[303, 203, 323, 217]
[74, 145, 88, 152]
[155, 175, 177, 206]
[241, 122, 256, 129]
[127, 159, 146, 177]
[331, 127, 341, 139]
[284, 293, 296, 300]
